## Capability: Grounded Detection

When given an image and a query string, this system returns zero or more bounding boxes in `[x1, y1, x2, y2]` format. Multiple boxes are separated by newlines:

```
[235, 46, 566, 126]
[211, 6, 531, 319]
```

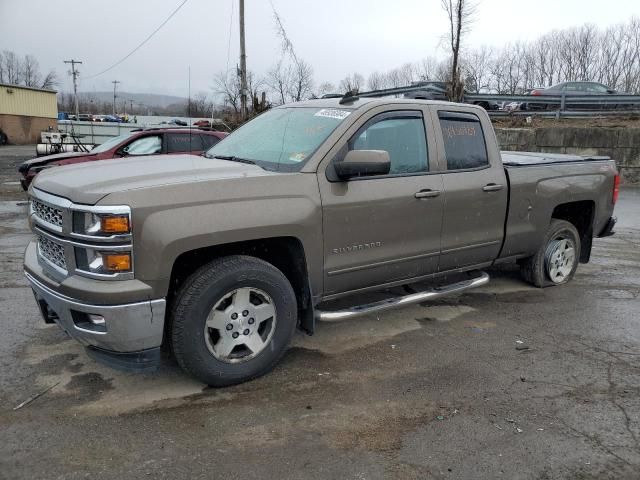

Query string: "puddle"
[297, 303, 476, 355]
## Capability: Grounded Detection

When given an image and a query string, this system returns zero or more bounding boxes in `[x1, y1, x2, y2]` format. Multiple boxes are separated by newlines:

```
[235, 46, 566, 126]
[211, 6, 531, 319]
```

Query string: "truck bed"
[501, 151, 611, 167]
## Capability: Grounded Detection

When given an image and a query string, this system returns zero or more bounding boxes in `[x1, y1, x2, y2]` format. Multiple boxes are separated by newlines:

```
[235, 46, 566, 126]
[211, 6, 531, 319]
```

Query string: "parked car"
[404, 82, 501, 110]
[168, 119, 188, 126]
[523, 81, 621, 110]
[192, 119, 232, 132]
[78, 114, 93, 122]
[23, 97, 619, 386]
[18, 128, 228, 189]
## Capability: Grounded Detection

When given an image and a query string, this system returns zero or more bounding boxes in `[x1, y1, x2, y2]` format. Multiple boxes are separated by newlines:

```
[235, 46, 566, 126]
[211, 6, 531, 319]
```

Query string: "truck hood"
[19, 151, 97, 172]
[32, 154, 273, 205]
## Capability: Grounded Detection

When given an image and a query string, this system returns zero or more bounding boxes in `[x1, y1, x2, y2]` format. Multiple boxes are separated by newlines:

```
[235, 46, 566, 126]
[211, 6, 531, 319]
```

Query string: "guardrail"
[352, 85, 640, 118]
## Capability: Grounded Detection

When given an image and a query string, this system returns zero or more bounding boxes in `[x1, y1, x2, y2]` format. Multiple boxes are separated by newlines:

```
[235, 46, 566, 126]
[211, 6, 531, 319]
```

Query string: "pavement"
[1, 145, 639, 479]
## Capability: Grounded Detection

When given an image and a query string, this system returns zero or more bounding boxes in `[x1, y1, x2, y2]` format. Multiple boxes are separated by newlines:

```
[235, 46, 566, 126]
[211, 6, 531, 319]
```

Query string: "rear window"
[201, 134, 221, 150]
[167, 133, 203, 152]
[438, 112, 488, 170]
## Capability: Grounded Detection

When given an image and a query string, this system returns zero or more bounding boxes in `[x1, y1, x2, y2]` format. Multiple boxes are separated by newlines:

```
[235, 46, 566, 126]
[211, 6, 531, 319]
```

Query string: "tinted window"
[438, 112, 488, 170]
[349, 114, 428, 175]
[201, 134, 221, 150]
[124, 135, 162, 155]
[585, 83, 608, 93]
[167, 133, 203, 152]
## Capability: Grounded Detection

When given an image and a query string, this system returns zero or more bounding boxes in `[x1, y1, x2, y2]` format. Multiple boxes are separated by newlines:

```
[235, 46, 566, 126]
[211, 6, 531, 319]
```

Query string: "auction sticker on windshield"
[314, 109, 351, 120]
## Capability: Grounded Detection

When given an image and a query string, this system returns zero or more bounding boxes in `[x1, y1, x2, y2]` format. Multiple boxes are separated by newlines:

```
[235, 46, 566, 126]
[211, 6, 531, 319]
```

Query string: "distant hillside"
[77, 91, 187, 109]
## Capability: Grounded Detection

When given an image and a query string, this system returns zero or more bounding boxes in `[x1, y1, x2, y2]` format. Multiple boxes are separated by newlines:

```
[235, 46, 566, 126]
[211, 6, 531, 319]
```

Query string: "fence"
[56, 120, 139, 145]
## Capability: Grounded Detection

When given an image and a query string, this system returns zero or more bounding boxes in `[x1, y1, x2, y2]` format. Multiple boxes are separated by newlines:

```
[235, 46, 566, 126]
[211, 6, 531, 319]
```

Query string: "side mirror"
[607, 89, 616, 94]
[117, 146, 130, 157]
[334, 150, 391, 180]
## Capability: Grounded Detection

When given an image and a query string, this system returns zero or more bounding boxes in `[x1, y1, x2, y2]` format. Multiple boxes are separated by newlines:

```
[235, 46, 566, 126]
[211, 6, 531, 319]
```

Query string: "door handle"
[482, 183, 504, 192]
[415, 189, 441, 199]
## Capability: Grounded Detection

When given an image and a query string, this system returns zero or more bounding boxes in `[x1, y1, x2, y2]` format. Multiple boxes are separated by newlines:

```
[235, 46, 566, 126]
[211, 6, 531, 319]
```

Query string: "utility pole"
[112, 80, 120, 115]
[64, 60, 82, 119]
[239, 0, 248, 121]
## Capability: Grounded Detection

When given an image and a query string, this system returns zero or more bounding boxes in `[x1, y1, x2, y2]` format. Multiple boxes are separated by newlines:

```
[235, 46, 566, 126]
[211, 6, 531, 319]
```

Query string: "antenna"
[188, 66, 192, 151]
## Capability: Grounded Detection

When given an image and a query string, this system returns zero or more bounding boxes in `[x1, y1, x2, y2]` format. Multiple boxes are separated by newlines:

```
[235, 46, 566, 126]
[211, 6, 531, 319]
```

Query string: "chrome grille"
[38, 235, 66, 270]
[32, 199, 63, 228]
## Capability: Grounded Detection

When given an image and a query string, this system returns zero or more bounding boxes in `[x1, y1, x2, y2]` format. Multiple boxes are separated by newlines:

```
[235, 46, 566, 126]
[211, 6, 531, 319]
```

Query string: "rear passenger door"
[166, 132, 204, 154]
[432, 109, 508, 271]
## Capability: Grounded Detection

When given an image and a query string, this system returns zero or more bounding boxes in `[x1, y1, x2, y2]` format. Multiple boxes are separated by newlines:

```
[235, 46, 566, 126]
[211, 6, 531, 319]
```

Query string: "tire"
[520, 219, 581, 288]
[171, 255, 297, 386]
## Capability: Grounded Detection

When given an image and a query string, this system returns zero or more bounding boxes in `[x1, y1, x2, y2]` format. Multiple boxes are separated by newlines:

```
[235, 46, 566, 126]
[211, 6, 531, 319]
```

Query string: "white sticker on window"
[314, 109, 351, 120]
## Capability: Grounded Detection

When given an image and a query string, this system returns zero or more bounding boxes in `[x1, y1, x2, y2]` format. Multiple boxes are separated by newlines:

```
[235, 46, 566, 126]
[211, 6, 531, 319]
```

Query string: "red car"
[19, 127, 228, 190]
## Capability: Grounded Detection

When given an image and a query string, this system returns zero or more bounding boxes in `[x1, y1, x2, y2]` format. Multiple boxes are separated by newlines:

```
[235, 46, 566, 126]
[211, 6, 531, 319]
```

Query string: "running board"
[315, 271, 490, 322]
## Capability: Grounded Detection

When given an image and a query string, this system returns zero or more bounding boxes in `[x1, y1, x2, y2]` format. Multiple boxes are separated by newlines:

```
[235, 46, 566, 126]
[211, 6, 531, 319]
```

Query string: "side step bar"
[315, 271, 489, 322]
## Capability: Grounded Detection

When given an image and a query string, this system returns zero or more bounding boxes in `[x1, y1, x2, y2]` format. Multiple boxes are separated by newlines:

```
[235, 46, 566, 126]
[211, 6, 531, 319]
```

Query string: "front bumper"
[26, 271, 166, 371]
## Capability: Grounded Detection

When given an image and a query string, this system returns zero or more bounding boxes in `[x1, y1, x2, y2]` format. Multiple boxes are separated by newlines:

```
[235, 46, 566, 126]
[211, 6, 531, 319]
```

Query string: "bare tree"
[441, 0, 476, 101]
[188, 92, 214, 117]
[214, 70, 242, 113]
[22, 54, 41, 87]
[268, 4, 314, 104]
[339, 73, 364, 92]
[367, 71, 387, 90]
[462, 46, 493, 92]
[2, 50, 21, 85]
[415, 57, 440, 81]
[267, 60, 292, 105]
[40, 70, 58, 89]
[316, 82, 336, 97]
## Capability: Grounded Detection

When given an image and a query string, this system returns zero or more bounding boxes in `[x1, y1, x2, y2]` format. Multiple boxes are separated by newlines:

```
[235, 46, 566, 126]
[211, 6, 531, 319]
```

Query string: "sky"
[1, 0, 638, 98]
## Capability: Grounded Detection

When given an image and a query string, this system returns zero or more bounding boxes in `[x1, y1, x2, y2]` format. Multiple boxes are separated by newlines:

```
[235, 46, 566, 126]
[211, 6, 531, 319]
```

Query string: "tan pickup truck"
[24, 97, 619, 386]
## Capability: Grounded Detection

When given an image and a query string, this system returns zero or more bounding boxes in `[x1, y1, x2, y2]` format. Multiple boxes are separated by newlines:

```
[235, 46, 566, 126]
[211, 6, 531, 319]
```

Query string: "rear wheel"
[520, 219, 581, 287]
[171, 255, 297, 386]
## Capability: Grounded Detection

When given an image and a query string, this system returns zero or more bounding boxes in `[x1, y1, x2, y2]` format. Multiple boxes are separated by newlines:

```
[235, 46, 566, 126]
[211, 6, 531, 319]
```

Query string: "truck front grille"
[32, 199, 63, 228]
[37, 235, 66, 270]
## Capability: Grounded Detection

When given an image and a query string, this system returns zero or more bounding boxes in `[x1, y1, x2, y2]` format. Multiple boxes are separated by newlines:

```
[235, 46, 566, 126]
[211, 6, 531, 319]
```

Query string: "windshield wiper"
[212, 154, 256, 165]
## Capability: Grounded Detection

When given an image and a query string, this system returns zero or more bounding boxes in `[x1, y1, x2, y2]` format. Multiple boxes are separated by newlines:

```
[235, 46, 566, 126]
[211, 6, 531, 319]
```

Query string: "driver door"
[318, 107, 444, 296]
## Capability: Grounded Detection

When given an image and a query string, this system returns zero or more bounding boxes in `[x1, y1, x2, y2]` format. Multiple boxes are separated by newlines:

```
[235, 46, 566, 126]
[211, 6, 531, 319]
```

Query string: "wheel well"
[167, 237, 313, 333]
[551, 201, 595, 263]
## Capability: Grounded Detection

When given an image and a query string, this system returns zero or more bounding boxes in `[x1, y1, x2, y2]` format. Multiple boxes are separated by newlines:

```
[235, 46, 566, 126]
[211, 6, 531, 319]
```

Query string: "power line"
[85, 0, 189, 79]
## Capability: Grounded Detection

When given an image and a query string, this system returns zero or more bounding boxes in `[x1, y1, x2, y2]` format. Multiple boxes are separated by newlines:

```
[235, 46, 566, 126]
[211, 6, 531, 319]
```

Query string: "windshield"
[92, 133, 134, 153]
[205, 107, 351, 171]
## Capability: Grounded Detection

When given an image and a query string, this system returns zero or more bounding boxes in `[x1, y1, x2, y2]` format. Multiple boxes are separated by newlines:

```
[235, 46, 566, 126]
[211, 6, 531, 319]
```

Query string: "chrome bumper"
[26, 271, 166, 353]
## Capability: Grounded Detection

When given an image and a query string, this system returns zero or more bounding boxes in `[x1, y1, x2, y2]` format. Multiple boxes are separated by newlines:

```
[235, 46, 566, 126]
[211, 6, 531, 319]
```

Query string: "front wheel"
[171, 255, 298, 386]
[520, 219, 581, 287]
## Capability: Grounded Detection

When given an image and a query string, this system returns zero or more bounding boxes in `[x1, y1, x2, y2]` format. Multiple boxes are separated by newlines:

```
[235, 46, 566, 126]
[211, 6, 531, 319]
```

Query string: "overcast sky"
[1, 0, 638, 98]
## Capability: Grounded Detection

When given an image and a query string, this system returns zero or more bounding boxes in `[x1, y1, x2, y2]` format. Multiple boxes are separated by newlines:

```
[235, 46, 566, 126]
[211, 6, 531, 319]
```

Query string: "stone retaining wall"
[495, 127, 640, 184]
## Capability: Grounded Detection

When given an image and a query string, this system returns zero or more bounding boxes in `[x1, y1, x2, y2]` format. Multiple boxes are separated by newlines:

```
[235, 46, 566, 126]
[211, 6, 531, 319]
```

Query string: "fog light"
[87, 314, 105, 326]
[102, 253, 131, 272]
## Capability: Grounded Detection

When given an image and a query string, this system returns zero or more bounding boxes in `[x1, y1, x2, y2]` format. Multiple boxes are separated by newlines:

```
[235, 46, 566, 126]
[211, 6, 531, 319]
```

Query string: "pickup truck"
[24, 97, 619, 386]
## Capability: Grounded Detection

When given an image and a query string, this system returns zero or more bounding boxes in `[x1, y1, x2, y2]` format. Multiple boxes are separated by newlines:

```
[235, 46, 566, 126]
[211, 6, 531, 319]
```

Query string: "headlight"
[73, 211, 131, 237]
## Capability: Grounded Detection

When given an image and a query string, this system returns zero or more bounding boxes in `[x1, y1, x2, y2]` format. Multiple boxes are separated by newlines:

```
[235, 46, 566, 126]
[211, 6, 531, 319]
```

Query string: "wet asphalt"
[0, 146, 639, 479]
